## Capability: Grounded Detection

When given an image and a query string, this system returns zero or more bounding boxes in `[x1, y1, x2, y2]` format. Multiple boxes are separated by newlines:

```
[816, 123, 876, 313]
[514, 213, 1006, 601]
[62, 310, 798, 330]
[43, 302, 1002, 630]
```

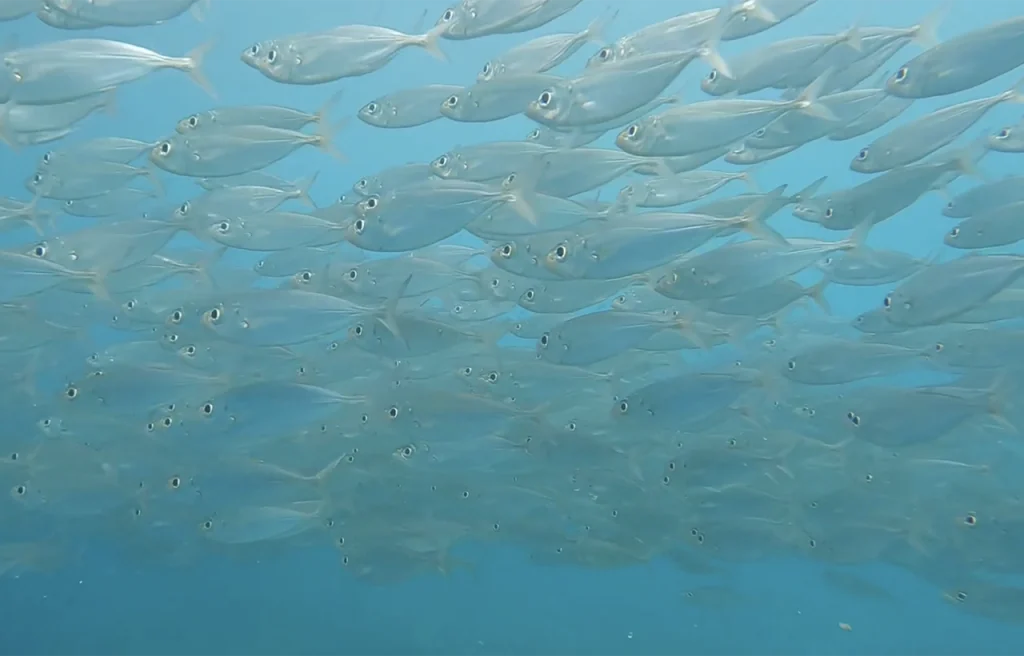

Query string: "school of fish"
[3, 0, 1024, 623]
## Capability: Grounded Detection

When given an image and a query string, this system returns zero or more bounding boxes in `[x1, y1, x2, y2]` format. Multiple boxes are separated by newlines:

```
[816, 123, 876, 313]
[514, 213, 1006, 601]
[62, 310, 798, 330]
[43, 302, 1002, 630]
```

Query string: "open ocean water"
[2, 0, 1024, 654]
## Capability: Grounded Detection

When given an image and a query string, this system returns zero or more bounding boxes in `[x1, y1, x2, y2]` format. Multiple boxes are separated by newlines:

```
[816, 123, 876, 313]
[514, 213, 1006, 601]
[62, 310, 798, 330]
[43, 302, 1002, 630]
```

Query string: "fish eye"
[201, 402, 214, 416]
[934, 342, 944, 352]
[170, 309, 183, 324]
[365, 102, 378, 114]
[187, 115, 198, 128]
[452, 304, 462, 313]
[388, 406, 399, 419]
[442, 8, 453, 21]
[206, 307, 221, 323]
[490, 277, 500, 288]
[13, 485, 26, 497]
[486, 371, 499, 383]
[482, 62, 491, 75]
[787, 360, 796, 370]
[499, 243, 514, 258]
[355, 178, 368, 190]
[566, 421, 577, 431]
[267, 49, 278, 63]
[949, 227, 960, 238]
[248, 44, 259, 56]
[523, 289, 535, 301]
[894, 66, 908, 83]
[202, 519, 214, 530]
[402, 445, 414, 457]
[32, 173, 42, 184]
[707, 70, 718, 82]
[352, 324, 363, 336]
[32, 243, 46, 257]
[177, 201, 190, 215]
[169, 476, 181, 489]
[8, 452, 17, 462]
[216, 220, 230, 233]
[963, 512, 977, 526]
[539, 333, 549, 347]
[364, 197, 378, 210]
[158, 141, 171, 155]
[300, 270, 313, 282]
[65, 385, 78, 399]
[955, 591, 968, 602]
[997, 127, 1012, 139]
[527, 129, 540, 140]
[753, 127, 766, 137]
[883, 295, 892, 309]
[538, 90, 552, 107]
[856, 148, 869, 161]
[354, 218, 366, 234]
[808, 538, 817, 548]
[626, 124, 638, 138]
[445, 94, 458, 107]
[42, 152, 51, 164]
[598, 47, 611, 60]
[462, 367, 473, 376]
[437, 155, 448, 167]
[824, 207, 833, 219]
[618, 400, 629, 414]
[346, 268, 358, 281]
[165, 333, 179, 343]
[846, 411, 861, 427]
[183, 345, 197, 356]
[553, 244, 568, 260]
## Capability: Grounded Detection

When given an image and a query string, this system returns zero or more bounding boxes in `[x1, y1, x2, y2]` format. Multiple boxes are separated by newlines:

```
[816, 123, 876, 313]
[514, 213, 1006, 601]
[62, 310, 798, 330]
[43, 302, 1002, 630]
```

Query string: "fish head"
[435, 5, 465, 37]
[517, 286, 539, 310]
[175, 112, 204, 134]
[792, 199, 827, 223]
[987, 124, 1018, 152]
[884, 63, 914, 96]
[356, 98, 388, 127]
[700, 67, 732, 95]
[149, 135, 189, 173]
[429, 151, 458, 178]
[439, 89, 470, 119]
[542, 238, 585, 278]
[526, 85, 570, 125]
[615, 120, 650, 155]
[477, 60, 497, 83]
[240, 40, 273, 69]
[585, 44, 618, 69]
[24, 170, 49, 197]
[849, 146, 875, 173]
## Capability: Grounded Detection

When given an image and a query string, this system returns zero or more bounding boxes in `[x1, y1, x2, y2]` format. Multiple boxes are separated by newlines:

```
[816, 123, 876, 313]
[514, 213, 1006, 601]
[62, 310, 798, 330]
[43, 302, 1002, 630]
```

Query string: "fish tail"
[584, 9, 617, 44]
[314, 117, 348, 162]
[190, 0, 209, 21]
[192, 245, 227, 290]
[184, 39, 217, 99]
[738, 193, 789, 246]
[143, 164, 166, 197]
[1006, 76, 1024, 104]
[844, 216, 874, 252]
[840, 22, 863, 52]
[697, 3, 733, 79]
[374, 273, 411, 345]
[501, 154, 548, 225]
[913, 1, 949, 49]
[295, 171, 320, 208]
[86, 268, 112, 304]
[417, 22, 449, 63]
[741, 162, 764, 192]
[790, 68, 838, 122]
[792, 176, 827, 203]
[315, 88, 345, 125]
[805, 278, 832, 315]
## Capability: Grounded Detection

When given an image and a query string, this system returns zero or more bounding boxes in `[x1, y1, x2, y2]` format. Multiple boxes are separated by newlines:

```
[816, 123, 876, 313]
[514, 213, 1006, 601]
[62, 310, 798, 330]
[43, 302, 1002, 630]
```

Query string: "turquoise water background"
[2, 1, 1024, 654]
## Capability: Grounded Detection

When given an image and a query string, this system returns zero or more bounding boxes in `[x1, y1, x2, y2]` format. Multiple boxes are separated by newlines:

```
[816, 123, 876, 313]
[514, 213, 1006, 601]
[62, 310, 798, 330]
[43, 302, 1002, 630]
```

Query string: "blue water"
[2, 1, 1024, 654]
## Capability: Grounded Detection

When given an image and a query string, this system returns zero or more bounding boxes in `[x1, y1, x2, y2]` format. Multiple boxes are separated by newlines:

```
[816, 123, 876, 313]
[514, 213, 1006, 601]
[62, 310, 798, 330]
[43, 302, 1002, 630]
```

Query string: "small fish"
[358, 85, 462, 128]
